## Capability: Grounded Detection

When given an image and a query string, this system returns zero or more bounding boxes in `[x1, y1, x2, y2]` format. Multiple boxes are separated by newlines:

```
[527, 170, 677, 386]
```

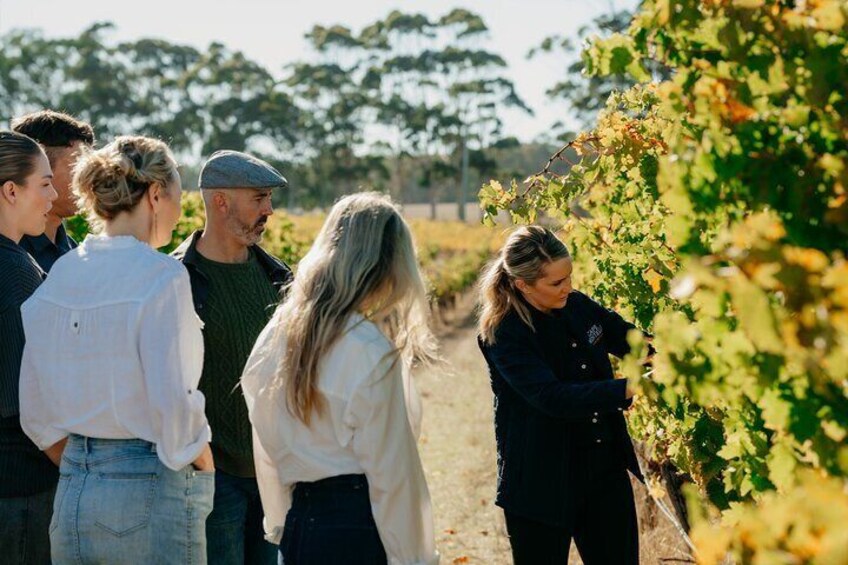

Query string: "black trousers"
[504, 444, 639, 565]
[279, 474, 387, 565]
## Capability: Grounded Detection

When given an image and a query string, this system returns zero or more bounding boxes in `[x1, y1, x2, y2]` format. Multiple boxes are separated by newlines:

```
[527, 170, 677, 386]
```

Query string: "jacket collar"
[24, 223, 73, 253]
[0, 232, 20, 251]
[172, 230, 291, 284]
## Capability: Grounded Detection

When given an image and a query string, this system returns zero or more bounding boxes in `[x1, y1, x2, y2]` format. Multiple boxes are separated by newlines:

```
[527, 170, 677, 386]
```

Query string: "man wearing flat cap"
[172, 150, 291, 565]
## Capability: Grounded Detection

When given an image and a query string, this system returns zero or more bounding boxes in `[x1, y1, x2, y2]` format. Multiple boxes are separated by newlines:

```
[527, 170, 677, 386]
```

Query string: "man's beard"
[225, 211, 267, 245]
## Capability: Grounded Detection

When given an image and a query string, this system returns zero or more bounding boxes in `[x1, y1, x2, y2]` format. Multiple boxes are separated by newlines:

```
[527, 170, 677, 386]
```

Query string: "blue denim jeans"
[280, 474, 387, 565]
[0, 485, 55, 564]
[51, 435, 214, 565]
[207, 470, 277, 565]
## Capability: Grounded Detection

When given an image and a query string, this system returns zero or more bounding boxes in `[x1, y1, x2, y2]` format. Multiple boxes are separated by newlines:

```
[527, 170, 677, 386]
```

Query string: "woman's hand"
[44, 437, 68, 467]
[192, 444, 215, 472]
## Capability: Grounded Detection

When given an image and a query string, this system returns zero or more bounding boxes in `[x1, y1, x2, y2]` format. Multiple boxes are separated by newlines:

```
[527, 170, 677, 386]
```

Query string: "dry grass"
[415, 294, 693, 564]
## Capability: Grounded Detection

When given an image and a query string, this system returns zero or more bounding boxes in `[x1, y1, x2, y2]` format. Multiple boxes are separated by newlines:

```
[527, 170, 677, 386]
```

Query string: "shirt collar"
[80, 234, 148, 252]
[20, 224, 74, 252]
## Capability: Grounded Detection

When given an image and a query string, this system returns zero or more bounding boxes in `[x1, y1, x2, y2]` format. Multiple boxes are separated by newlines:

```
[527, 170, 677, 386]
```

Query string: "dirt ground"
[415, 294, 694, 564]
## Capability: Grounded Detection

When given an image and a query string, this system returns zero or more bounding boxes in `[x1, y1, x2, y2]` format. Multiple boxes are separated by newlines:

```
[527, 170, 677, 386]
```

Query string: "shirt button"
[592, 418, 598, 423]
[596, 439, 602, 444]
[593, 412, 599, 417]
[581, 364, 587, 369]
[571, 342, 577, 348]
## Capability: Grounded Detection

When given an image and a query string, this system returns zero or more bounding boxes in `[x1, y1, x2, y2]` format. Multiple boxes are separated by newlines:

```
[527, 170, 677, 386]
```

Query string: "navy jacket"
[478, 291, 644, 527]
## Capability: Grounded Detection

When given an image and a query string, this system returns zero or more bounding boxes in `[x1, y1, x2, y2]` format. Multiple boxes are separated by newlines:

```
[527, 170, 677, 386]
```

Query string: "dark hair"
[11, 110, 95, 148]
[0, 130, 46, 186]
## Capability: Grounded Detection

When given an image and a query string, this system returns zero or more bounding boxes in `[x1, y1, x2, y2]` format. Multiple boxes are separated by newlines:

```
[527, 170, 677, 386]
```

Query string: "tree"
[0, 24, 302, 174]
[363, 9, 534, 217]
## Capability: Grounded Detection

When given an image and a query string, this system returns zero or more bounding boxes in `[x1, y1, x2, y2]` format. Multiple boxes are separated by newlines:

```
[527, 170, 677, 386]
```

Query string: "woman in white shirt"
[242, 192, 439, 565]
[19, 136, 215, 564]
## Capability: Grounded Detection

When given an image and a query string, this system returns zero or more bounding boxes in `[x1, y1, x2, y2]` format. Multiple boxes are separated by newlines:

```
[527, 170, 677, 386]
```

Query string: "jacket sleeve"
[138, 270, 211, 470]
[344, 346, 439, 565]
[484, 318, 629, 420]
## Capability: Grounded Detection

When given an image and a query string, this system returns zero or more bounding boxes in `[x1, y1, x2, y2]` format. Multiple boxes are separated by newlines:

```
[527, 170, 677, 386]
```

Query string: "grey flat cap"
[199, 150, 287, 190]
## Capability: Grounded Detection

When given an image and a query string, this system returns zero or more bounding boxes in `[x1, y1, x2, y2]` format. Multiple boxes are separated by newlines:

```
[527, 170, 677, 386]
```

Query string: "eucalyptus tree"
[283, 24, 386, 206]
[353, 8, 531, 217]
[0, 24, 301, 174]
[0, 23, 137, 136]
[355, 11, 445, 204]
[433, 8, 532, 219]
[529, 9, 669, 133]
[181, 42, 301, 162]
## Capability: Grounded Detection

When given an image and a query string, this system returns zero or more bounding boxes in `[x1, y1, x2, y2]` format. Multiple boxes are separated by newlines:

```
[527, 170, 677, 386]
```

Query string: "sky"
[0, 0, 637, 142]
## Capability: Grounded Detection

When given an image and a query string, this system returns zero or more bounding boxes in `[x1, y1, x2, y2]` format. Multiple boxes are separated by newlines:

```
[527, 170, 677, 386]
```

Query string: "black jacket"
[170, 231, 293, 318]
[0, 234, 57, 497]
[478, 291, 644, 527]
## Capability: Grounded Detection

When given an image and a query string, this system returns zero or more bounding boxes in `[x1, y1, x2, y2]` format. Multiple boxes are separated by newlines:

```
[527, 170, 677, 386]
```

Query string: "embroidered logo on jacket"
[587, 324, 603, 345]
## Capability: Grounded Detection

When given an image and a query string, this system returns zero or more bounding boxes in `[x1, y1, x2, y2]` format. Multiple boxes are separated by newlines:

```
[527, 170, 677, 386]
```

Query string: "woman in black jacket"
[478, 226, 645, 565]
[0, 130, 58, 564]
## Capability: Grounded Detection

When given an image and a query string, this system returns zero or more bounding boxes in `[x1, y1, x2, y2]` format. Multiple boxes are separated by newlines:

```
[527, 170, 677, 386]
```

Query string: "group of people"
[1, 110, 648, 565]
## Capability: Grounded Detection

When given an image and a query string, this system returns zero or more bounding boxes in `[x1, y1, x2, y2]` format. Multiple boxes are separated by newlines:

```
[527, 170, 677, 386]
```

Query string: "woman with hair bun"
[0, 130, 57, 565]
[478, 226, 648, 565]
[19, 136, 215, 564]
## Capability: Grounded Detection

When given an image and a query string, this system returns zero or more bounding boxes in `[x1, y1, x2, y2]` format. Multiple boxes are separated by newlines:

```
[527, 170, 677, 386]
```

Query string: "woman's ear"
[514, 278, 530, 294]
[147, 182, 162, 209]
[1, 180, 18, 205]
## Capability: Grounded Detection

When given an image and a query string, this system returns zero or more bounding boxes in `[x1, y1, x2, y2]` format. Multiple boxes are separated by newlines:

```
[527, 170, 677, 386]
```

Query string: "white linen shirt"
[242, 311, 438, 565]
[19, 235, 210, 471]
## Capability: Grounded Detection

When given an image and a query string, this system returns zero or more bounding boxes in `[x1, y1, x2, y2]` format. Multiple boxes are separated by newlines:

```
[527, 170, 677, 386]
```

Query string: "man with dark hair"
[12, 110, 95, 272]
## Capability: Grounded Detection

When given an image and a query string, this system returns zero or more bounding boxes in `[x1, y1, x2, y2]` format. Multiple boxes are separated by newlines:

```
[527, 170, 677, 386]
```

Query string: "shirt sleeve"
[344, 346, 439, 565]
[251, 427, 291, 544]
[484, 318, 629, 420]
[138, 269, 210, 470]
[242, 315, 292, 544]
[19, 339, 68, 449]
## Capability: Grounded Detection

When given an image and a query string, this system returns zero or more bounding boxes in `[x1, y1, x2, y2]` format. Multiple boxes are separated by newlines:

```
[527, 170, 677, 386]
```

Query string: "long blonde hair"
[478, 226, 570, 344]
[275, 192, 437, 424]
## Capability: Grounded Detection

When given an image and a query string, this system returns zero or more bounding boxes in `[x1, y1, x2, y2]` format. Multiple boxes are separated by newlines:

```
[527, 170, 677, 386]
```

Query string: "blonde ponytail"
[477, 226, 570, 344]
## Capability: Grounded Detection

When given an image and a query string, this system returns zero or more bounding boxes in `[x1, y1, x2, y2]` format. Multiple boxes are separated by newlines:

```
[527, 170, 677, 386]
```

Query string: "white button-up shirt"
[242, 311, 438, 565]
[19, 235, 210, 471]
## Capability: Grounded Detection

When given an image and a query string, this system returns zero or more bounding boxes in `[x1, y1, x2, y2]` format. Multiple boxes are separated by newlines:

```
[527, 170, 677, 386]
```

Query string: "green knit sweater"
[194, 250, 279, 477]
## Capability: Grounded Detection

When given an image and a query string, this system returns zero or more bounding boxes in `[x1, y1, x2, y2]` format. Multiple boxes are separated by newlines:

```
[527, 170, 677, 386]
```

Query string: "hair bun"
[116, 139, 144, 178]
[73, 135, 176, 224]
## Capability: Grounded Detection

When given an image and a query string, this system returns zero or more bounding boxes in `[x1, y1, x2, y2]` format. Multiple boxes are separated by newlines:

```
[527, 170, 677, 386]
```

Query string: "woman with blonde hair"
[19, 136, 214, 564]
[478, 226, 646, 565]
[0, 130, 57, 564]
[242, 192, 439, 565]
